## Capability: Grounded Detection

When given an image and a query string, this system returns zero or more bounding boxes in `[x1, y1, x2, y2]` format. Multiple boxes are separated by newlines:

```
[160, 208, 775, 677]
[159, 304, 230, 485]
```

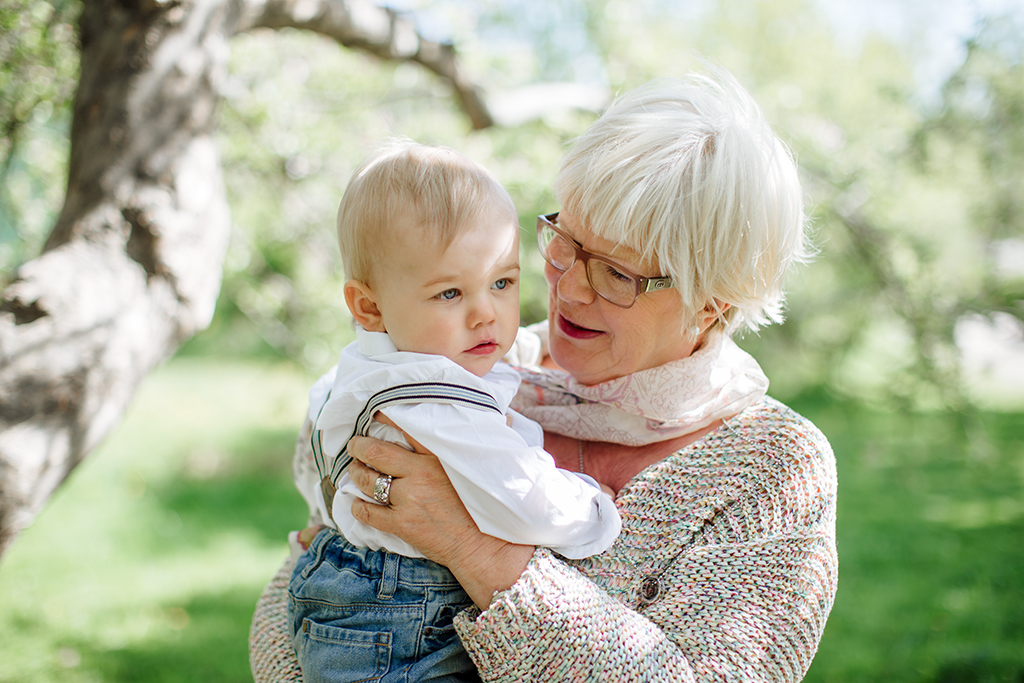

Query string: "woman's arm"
[453, 532, 836, 683]
[347, 404, 838, 683]
[346, 434, 535, 609]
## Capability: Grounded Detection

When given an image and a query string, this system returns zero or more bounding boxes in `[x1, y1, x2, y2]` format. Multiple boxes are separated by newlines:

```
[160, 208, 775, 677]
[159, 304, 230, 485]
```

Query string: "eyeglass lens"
[538, 224, 638, 306]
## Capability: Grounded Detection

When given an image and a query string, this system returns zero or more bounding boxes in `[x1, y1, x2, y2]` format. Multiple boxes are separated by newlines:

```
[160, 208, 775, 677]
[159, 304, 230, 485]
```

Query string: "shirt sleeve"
[382, 400, 621, 560]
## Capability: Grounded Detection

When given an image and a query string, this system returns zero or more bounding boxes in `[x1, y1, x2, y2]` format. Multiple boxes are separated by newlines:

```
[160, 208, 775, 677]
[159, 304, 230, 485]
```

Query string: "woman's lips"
[557, 314, 602, 339]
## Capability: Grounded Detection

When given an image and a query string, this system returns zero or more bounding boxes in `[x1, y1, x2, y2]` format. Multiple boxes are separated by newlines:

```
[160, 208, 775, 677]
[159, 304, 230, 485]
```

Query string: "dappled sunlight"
[0, 359, 310, 682]
[797, 396, 1024, 682]
[1, 359, 1020, 681]
[957, 313, 1024, 410]
[922, 496, 1024, 529]
[3, 1, 1023, 681]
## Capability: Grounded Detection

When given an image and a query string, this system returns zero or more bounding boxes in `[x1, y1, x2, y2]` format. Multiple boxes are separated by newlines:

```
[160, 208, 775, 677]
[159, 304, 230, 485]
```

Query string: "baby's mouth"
[467, 341, 498, 355]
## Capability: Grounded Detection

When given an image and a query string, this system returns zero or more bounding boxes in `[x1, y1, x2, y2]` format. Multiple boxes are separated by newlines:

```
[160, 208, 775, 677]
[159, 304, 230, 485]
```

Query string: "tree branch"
[0, 0, 498, 561]
[0, 0, 233, 558]
[236, 0, 494, 129]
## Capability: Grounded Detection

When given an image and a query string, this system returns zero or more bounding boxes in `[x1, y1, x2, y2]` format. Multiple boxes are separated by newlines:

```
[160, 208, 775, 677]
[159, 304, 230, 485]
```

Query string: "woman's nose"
[553, 259, 597, 305]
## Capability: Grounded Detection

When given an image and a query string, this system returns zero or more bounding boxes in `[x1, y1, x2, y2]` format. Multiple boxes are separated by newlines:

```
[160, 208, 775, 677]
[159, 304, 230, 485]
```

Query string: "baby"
[288, 140, 620, 683]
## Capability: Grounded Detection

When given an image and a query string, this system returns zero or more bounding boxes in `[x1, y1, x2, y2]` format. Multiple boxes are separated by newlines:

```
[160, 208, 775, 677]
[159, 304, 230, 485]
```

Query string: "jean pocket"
[296, 618, 392, 683]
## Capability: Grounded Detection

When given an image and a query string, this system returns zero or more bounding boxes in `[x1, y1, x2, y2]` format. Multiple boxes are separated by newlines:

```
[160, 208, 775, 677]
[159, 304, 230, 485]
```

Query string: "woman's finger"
[351, 497, 399, 535]
[348, 458, 401, 506]
[348, 433, 413, 477]
[347, 457, 376, 492]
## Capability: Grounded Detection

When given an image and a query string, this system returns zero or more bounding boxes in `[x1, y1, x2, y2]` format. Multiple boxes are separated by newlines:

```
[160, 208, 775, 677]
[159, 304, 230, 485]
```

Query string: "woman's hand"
[346, 421, 535, 609]
[345, 429, 475, 567]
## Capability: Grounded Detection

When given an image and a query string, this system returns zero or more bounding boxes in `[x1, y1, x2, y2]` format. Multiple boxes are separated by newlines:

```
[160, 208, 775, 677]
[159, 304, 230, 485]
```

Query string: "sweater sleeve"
[453, 403, 838, 682]
[456, 548, 701, 682]
[455, 531, 834, 682]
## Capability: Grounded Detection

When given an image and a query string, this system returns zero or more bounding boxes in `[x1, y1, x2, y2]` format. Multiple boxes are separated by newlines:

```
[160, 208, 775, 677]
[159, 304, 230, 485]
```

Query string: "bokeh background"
[2, 0, 1023, 680]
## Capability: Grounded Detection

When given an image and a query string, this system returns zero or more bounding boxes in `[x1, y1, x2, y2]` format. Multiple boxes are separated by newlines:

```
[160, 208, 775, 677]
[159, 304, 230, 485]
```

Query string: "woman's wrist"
[448, 534, 535, 609]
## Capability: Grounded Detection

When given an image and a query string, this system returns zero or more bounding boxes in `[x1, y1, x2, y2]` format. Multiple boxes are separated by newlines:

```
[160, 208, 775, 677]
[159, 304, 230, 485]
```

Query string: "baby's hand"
[295, 525, 325, 550]
[599, 483, 616, 499]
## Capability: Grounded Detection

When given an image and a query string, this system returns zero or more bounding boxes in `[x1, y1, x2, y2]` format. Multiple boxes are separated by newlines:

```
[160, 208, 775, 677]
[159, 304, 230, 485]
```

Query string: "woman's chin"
[549, 338, 607, 385]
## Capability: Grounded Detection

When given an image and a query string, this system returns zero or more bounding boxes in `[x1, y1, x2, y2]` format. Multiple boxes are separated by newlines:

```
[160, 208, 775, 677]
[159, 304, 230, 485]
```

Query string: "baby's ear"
[344, 280, 385, 332]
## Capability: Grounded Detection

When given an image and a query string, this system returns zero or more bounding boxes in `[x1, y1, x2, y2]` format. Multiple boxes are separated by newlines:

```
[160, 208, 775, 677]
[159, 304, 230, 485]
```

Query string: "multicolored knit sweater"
[454, 395, 837, 681]
[249, 395, 836, 682]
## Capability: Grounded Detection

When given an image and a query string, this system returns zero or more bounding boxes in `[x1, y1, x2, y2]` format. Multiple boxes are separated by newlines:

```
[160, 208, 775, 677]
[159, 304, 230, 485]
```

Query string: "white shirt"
[294, 328, 621, 561]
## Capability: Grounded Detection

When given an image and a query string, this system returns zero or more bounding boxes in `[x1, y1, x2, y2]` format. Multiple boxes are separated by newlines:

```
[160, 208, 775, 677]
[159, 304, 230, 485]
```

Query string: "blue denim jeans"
[288, 528, 479, 683]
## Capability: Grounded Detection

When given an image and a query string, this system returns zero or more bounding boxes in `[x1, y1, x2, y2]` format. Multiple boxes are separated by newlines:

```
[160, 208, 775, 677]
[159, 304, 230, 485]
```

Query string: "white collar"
[352, 325, 522, 406]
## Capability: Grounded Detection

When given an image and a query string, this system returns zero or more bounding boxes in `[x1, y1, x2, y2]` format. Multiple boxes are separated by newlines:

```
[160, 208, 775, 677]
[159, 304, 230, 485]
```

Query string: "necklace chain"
[577, 438, 585, 474]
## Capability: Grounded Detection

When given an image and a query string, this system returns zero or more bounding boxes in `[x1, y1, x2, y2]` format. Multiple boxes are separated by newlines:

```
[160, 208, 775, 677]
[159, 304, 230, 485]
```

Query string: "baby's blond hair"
[337, 139, 517, 286]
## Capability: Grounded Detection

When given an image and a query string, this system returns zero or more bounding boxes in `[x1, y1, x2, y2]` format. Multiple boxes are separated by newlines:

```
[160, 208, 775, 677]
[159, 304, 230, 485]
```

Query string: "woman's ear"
[711, 298, 731, 317]
[344, 280, 386, 332]
[697, 299, 731, 333]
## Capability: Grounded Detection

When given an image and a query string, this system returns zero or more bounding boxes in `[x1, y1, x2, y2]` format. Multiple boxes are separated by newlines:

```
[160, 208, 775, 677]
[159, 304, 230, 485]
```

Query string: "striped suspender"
[311, 382, 503, 520]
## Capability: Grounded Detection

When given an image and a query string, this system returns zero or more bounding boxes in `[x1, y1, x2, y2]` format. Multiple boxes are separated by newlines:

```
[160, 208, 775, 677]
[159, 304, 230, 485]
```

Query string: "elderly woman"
[251, 65, 837, 682]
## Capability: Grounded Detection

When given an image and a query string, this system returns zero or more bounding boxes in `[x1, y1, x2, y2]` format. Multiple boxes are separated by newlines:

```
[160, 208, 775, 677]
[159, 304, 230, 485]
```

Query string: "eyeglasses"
[536, 213, 674, 308]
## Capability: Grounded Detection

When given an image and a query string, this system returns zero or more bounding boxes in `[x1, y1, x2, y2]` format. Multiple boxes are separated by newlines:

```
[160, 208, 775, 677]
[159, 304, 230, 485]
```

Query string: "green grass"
[0, 358, 313, 683]
[1, 360, 1022, 682]
[797, 396, 1024, 683]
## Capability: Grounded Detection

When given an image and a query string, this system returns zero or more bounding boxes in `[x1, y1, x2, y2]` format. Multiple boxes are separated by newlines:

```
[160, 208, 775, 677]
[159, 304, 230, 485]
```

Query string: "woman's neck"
[544, 421, 723, 496]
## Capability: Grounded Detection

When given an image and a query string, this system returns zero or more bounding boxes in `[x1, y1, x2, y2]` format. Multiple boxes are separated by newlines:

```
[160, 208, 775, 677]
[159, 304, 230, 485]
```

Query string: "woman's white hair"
[554, 65, 812, 335]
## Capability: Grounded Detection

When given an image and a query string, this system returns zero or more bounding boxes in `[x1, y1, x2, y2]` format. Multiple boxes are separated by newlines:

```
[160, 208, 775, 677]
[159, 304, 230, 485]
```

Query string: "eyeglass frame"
[536, 212, 675, 309]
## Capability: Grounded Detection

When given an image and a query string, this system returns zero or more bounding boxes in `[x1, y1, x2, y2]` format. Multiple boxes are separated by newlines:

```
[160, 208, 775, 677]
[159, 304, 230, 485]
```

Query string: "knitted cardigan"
[249, 396, 837, 682]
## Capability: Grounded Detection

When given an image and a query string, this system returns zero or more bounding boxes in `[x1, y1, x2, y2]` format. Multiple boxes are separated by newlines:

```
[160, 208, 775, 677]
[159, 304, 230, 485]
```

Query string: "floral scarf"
[510, 325, 768, 447]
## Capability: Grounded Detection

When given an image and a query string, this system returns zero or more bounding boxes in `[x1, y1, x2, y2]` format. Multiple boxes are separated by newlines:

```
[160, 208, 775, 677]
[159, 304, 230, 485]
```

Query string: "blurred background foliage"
[0, 0, 77, 271]
[2, 0, 1023, 409]
[2, 0, 1024, 681]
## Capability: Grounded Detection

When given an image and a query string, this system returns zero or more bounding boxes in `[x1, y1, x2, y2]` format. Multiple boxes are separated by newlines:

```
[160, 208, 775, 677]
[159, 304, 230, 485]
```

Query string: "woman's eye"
[608, 267, 633, 284]
[436, 289, 460, 300]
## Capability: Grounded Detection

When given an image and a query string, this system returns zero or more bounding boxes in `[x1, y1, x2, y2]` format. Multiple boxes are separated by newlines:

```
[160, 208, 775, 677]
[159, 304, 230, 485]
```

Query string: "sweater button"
[639, 575, 661, 604]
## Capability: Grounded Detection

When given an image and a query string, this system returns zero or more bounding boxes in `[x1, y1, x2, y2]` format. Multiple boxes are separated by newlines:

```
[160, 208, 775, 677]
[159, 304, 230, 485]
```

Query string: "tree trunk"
[0, 0, 492, 560]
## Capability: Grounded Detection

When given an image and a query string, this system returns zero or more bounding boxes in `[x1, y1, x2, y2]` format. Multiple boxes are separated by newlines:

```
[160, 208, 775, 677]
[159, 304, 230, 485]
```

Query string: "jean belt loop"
[377, 551, 400, 600]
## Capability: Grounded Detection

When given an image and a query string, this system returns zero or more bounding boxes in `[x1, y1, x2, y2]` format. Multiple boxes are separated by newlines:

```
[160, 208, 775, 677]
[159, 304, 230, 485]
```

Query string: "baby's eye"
[435, 288, 460, 301]
[492, 278, 512, 291]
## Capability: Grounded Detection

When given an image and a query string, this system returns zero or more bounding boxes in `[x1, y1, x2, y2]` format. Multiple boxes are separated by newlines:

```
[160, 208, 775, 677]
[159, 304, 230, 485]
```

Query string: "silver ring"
[373, 473, 393, 506]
